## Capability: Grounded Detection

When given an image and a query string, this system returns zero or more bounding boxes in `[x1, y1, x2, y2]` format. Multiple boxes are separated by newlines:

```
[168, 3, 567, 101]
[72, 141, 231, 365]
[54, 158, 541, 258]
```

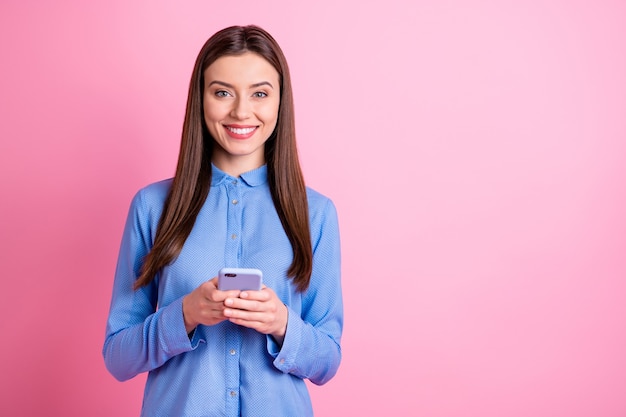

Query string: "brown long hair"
[134, 25, 313, 292]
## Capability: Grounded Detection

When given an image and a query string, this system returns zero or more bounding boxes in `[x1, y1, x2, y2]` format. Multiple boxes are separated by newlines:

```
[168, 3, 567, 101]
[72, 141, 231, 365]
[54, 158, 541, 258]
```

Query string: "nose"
[230, 97, 251, 120]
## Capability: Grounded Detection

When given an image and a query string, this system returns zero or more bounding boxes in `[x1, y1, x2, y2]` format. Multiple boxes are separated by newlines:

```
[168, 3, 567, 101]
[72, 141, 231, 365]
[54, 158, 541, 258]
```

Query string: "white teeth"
[227, 126, 256, 135]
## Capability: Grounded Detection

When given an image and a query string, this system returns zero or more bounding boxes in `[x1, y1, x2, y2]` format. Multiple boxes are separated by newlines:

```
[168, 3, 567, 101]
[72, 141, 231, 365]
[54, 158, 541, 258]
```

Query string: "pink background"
[1, 1, 625, 416]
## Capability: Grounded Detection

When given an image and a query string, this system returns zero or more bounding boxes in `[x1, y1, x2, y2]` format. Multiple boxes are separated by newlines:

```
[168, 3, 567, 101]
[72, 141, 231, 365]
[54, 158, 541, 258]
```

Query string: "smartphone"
[217, 267, 263, 291]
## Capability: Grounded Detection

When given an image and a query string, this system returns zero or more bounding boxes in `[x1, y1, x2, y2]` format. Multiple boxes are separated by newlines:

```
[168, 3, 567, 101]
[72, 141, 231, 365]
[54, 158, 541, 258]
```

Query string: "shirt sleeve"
[269, 198, 343, 385]
[102, 190, 198, 382]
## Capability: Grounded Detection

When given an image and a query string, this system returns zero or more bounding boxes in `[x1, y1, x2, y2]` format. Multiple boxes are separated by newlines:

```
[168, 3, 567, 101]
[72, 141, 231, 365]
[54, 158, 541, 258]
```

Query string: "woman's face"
[203, 52, 280, 176]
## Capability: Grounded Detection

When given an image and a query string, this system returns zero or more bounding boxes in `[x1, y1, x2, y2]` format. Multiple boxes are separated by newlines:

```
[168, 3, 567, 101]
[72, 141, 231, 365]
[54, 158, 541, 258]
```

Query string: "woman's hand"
[182, 277, 241, 334]
[223, 285, 288, 346]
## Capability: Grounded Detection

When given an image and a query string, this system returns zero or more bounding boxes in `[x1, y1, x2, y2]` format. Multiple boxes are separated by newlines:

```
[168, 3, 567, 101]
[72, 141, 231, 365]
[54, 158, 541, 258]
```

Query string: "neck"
[211, 155, 265, 177]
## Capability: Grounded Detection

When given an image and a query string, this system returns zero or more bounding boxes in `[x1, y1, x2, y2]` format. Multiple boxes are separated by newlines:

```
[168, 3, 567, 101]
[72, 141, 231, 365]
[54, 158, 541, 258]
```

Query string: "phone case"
[218, 267, 263, 291]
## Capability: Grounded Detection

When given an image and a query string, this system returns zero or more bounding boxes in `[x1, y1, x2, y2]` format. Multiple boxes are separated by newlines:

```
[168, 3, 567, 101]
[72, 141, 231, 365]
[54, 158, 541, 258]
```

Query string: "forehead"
[204, 52, 279, 84]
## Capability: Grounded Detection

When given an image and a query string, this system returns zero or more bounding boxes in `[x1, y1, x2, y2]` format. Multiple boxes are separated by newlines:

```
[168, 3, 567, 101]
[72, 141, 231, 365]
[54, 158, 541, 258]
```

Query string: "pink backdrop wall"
[1, 1, 625, 416]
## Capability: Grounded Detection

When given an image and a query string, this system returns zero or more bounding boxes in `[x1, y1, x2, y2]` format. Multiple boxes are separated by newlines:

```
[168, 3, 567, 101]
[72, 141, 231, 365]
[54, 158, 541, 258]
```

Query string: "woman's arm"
[269, 198, 343, 385]
[102, 190, 196, 381]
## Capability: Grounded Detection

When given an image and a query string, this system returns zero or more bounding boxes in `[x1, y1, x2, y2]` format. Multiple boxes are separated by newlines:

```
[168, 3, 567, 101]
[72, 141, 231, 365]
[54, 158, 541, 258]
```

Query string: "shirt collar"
[211, 164, 268, 187]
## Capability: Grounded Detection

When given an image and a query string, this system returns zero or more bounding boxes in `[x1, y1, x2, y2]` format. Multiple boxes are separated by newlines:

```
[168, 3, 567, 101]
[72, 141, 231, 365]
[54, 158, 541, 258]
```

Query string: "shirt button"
[279, 358, 285, 364]
[229, 349, 236, 355]
[231, 234, 237, 240]
[232, 180, 237, 185]
[230, 391, 237, 397]
[232, 199, 238, 205]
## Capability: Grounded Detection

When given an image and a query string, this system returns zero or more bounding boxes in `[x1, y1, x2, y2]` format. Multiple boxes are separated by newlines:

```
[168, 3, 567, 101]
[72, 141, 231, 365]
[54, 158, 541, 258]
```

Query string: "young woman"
[103, 25, 343, 416]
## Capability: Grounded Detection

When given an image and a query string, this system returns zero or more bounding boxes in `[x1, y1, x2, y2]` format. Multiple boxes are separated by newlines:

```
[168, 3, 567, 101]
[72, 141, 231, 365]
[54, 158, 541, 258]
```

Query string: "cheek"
[259, 101, 280, 127]
[204, 93, 234, 121]
[203, 101, 222, 124]
[203, 105, 224, 138]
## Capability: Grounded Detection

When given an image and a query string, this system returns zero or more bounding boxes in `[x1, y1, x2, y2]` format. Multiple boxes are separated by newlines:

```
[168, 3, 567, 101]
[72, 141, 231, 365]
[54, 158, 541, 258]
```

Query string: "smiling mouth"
[226, 126, 257, 135]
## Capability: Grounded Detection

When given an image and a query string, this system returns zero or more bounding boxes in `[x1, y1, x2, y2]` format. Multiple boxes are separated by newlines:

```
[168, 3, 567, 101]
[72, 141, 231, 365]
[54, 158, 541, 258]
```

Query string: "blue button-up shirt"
[103, 165, 343, 416]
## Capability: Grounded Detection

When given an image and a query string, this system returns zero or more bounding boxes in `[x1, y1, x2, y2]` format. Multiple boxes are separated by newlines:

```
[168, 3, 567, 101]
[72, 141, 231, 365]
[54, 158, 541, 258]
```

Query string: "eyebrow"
[207, 80, 274, 89]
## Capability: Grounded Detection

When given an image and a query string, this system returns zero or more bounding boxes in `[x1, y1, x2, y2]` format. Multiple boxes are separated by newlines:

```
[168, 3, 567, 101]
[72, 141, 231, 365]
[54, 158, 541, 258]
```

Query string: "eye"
[215, 90, 232, 98]
[252, 91, 268, 98]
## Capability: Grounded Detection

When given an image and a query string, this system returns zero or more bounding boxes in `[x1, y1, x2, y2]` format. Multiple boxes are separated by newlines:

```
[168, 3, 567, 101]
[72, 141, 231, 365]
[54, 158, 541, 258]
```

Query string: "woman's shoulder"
[138, 178, 173, 196]
[305, 186, 338, 217]
[306, 186, 332, 205]
[305, 187, 340, 241]
[130, 178, 173, 211]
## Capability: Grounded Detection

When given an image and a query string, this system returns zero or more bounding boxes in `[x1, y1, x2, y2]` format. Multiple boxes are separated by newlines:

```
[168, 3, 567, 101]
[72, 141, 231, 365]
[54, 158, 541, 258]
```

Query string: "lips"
[224, 125, 258, 139]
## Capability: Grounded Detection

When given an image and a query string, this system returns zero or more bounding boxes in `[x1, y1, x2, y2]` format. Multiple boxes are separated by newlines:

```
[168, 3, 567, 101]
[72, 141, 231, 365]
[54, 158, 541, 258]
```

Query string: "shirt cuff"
[159, 296, 203, 352]
[269, 306, 301, 373]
